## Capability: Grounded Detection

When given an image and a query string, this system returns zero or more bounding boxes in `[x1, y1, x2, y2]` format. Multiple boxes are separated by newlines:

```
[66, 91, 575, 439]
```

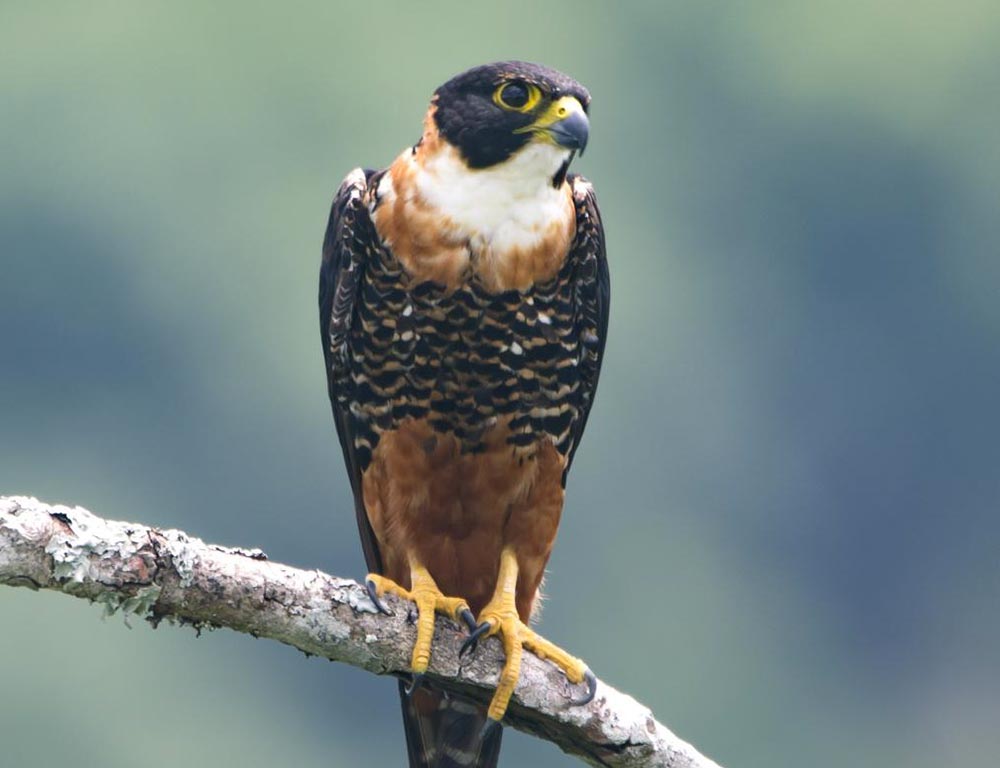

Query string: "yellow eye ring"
[493, 81, 542, 113]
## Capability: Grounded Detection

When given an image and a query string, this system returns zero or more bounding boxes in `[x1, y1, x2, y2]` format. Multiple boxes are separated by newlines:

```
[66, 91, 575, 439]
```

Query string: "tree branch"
[0, 495, 721, 768]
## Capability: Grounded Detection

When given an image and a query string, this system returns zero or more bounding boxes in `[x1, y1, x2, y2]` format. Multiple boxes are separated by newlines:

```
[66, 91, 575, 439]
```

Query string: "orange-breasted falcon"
[320, 61, 608, 768]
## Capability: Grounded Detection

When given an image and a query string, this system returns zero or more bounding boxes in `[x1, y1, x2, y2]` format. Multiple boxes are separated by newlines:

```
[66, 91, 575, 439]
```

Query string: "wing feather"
[319, 167, 383, 573]
[565, 174, 610, 478]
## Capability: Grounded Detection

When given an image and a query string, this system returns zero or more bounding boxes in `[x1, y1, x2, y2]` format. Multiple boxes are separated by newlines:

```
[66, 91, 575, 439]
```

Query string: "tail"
[399, 681, 503, 767]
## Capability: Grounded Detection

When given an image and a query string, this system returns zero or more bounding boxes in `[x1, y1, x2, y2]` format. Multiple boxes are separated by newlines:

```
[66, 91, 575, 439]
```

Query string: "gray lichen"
[161, 530, 205, 587]
[2, 495, 723, 768]
[329, 575, 380, 615]
[98, 583, 163, 623]
[43, 504, 132, 583]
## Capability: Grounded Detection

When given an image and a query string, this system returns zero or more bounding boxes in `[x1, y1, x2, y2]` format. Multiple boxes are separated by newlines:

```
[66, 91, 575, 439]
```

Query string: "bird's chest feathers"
[372, 144, 575, 293]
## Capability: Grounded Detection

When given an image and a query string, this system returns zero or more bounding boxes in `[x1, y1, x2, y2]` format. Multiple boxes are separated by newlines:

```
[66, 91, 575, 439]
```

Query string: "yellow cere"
[513, 95, 587, 144]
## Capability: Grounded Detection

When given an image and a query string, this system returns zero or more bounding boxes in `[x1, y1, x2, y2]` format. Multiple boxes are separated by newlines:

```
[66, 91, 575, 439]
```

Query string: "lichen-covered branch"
[0, 495, 721, 768]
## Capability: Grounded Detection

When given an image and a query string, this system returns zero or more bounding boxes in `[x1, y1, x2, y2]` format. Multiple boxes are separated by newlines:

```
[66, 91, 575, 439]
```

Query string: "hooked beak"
[516, 96, 590, 154]
[547, 108, 589, 153]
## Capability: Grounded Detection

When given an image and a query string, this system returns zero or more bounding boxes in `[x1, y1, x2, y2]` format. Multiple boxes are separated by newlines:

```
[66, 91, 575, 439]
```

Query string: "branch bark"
[0, 495, 721, 768]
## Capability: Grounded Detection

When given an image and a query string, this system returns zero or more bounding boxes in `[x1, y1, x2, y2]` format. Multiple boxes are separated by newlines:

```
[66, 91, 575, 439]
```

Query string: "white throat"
[384, 142, 573, 254]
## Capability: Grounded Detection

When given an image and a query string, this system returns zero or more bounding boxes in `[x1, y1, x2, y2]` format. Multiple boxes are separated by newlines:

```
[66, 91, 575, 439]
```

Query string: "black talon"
[459, 621, 491, 658]
[459, 607, 478, 633]
[407, 606, 419, 624]
[365, 578, 392, 615]
[571, 668, 597, 706]
[479, 716, 502, 741]
[405, 672, 425, 696]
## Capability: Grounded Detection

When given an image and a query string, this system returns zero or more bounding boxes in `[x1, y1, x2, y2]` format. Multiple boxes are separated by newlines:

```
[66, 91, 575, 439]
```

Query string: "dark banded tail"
[400, 682, 502, 767]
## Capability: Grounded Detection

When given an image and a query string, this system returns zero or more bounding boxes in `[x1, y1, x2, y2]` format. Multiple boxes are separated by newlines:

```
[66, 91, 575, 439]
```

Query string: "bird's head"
[429, 61, 591, 180]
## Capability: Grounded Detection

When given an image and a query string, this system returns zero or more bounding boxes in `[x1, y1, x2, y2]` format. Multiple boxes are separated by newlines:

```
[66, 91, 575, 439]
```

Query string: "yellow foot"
[365, 563, 477, 688]
[459, 548, 596, 725]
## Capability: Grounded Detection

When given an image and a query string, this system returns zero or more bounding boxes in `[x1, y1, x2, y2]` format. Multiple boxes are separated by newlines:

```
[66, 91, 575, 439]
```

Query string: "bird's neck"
[371, 130, 575, 294]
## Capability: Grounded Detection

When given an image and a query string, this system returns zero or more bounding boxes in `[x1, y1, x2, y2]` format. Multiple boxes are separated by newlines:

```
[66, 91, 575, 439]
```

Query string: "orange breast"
[361, 418, 565, 619]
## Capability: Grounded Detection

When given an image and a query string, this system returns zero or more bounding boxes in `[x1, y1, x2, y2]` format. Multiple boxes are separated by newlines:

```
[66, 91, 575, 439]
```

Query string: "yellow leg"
[366, 557, 473, 676]
[469, 547, 595, 724]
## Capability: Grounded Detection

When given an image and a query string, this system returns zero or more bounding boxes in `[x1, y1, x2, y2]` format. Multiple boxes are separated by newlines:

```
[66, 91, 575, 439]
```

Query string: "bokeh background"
[2, 2, 999, 766]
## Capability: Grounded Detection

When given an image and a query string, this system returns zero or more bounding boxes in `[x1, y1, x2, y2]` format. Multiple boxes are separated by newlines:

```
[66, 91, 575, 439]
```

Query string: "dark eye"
[493, 81, 540, 112]
[499, 82, 529, 108]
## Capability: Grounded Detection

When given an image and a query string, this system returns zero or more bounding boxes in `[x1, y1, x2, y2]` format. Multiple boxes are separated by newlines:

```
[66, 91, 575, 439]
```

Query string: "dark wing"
[565, 174, 610, 478]
[319, 167, 383, 573]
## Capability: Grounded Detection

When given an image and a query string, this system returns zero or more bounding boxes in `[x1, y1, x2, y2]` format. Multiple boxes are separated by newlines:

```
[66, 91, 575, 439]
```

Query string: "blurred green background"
[3, 1, 999, 766]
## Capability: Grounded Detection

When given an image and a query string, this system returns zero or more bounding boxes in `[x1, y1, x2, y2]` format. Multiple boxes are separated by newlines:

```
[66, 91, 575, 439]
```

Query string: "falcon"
[320, 61, 609, 767]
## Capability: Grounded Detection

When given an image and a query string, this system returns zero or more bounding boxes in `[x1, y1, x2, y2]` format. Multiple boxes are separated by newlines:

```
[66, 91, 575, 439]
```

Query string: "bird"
[319, 61, 609, 767]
